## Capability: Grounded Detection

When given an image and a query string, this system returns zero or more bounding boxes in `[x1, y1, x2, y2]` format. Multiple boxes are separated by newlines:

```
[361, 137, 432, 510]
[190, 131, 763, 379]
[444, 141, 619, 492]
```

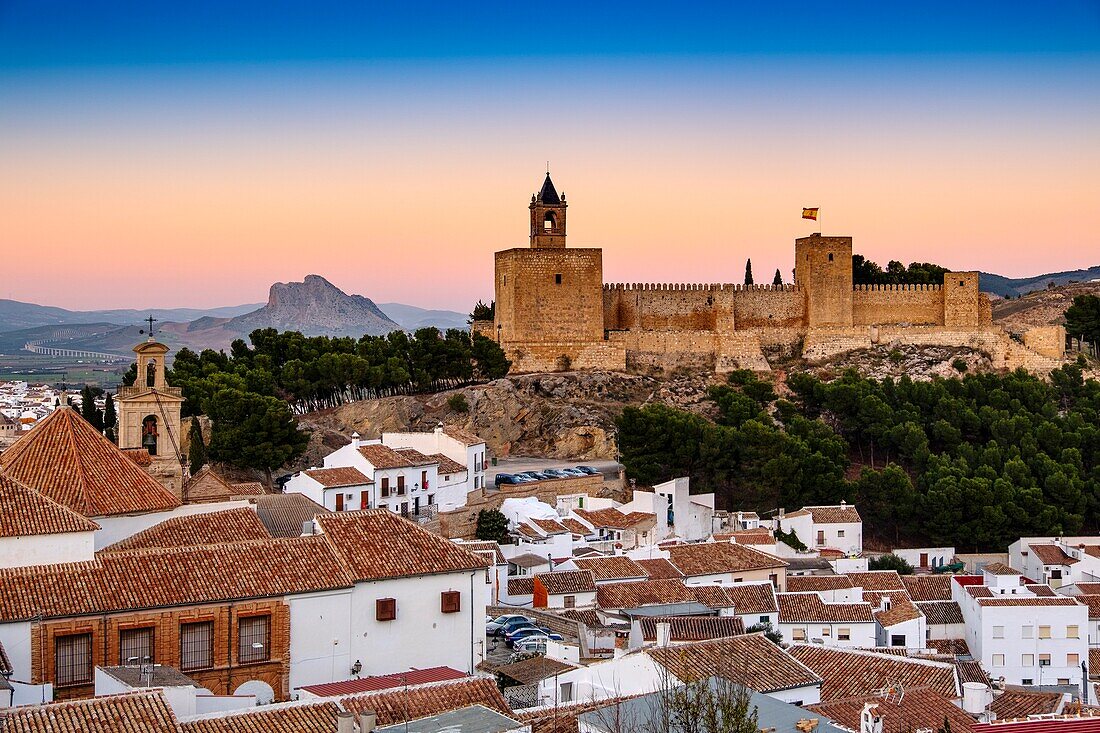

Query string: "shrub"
[868, 553, 914, 574]
[447, 393, 470, 413]
[952, 358, 968, 373]
[888, 349, 904, 364]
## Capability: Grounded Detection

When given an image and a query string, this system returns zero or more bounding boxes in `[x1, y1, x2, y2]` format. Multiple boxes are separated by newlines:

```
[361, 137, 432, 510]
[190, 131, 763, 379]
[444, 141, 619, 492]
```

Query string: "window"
[1067, 625, 1080, 639]
[361, 491, 370, 510]
[1039, 625, 1051, 639]
[792, 628, 807, 641]
[55, 633, 92, 686]
[1039, 653, 1051, 666]
[1022, 679, 1034, 686]
[959, 280, 965, 287]
[555, 274, 562, 285]
[441, 591, 461, 614]
[336, 493, 344, 511]
[564, 595, 576, 609]
[397, 476, 406, 495]
[838, 530, 845, 538]
[992, 654, 1005, 667]
[1022, 625, 1034, 639]
[1058, 678, 1070, 685]
[821, 627, 831, 637]
[993, 626, 1005, 639]
[759, 616, 770, 625]
[376, 598, 397, 621]
[381, 477, 390, 497]
[890, 634, 906, 647]
[180, 621, 214, 671]
[1069, 653, 1080, 666]
[119, 626, 154, 665]
[828, 253, 834, 262]
[838, 628, 851, 641]
[238, 615, 270, 664]
[560, 681, 573, 703]
[1022, 654, 1034, 666]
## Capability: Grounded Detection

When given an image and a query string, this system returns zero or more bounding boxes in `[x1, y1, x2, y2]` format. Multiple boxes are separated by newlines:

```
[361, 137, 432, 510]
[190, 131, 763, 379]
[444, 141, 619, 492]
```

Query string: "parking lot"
[486, 458, 622, 487]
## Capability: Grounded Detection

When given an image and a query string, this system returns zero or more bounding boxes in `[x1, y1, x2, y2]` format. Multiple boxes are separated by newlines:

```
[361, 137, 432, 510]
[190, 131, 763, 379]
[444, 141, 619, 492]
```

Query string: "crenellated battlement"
[853, 283, 943, 292]
[604, 282, 802, 293]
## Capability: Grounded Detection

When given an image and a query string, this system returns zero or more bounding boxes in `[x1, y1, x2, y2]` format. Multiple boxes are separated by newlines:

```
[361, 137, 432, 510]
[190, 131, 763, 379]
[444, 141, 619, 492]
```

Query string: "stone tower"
[530, 173, 567, 249]
[794, 234, 854, 327]
[115, 338, 186, 498]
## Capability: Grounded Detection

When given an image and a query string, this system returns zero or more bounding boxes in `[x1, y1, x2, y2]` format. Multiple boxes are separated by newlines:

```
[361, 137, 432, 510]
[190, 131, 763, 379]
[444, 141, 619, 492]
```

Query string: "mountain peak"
[235, 275, 401, 337]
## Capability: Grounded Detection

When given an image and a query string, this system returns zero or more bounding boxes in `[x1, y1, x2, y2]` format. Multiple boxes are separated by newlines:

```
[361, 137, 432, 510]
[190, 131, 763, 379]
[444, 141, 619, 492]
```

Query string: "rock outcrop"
[227, 274, 400, 337]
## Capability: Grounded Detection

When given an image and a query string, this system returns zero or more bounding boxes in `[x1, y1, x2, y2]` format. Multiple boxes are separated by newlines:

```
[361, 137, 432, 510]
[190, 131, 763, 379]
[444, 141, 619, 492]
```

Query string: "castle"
[483, 173, 1063, 374]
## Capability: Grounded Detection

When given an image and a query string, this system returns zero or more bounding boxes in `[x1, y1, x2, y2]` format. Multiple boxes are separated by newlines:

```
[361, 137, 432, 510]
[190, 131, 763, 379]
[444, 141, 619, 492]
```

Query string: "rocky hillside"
[992, 281, 1100, 333]
[226, 275, 400, 338]
[981, 266, 1100, 298]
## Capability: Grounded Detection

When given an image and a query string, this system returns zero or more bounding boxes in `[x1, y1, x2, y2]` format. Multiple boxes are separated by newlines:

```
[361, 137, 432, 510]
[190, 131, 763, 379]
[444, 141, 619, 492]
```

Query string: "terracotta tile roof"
[787, 575, 855, 593]
[231, 481, 265, 496]
[967, 585, 994, 599]
[0, 472, 99, 537]
[787, 645, 959, 701]
[778, 592, 875, 623]
[956, 660, 989, 685]
[561, 518, 592, 536]
[809, 687, 976, 733]
[1077, 595, 1100, 620]
[574, 508, 654, 530]
[901, 574, 953, 601]
[536, 569, 597, 595]
[253, 493, 330, 538]
[530, 517, 571, 535]
[714, 528, 775, 545]
[639, 615, 745, 642]
[1029, 544, 1079, 565]
[442, 425, 484, 446]
[926, 638, 970, 656]
[357, 443, 428, 469]
[1025, 584, 1057, 597]
[518, 522, 544, 539]
[120, 447, 152, 466]
[560, 608, 600, 626]
[647, 633, 822, 692]
[573, 556, 648, 581]
[845, 571, 906, 591]
[393, 447, 436, 466]
[0, 689, 179, 733]
[990, 689, 1064, 719]
[0, 638, 12, 676]
[431, 453, 467, 474]
[0, 407, 181, 517]
[667, 542, 787, 577]
[0, 535, 354, 622]
[694, 583, 778, 614]
[304, 466, 372, 487]
[296, 666, 468, 698]
[496, 656, 578, 685]
[977, 597, 1082, 607]
[340, 677, 510, 726]
[507, 577, 534, 595]
[510, 553, 549, 568]
[818, 548, 846, 559]
[863, 591, 923, 627]
[317, 509, 488, 581]
[1073, 583, 1100, 595]
[917, 601, 964, 625]
[180, 701, 344, 732]
[596, 579, 696, 610]
[637, 558, 683, 579]
[1091, 648, 1100, 676]
[455, 540, 506, 564]
[983, 562, 1021, 575]
[805, 505, 862, 524]
[782, 509, 812, 518]
[101, 508, 270, 552]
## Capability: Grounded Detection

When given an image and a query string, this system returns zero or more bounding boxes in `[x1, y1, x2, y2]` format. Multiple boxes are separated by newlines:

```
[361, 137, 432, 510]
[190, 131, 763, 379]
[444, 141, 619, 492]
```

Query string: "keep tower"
[530, 173, 567, 248]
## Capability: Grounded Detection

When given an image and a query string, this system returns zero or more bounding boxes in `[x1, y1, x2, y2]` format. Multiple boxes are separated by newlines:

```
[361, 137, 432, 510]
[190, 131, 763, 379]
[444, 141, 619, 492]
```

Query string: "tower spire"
[530, 170, 567, 248]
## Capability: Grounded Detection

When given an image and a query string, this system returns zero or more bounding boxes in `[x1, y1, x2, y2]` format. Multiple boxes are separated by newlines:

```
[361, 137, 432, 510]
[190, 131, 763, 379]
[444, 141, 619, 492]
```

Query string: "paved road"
[486, 457, 623, 484]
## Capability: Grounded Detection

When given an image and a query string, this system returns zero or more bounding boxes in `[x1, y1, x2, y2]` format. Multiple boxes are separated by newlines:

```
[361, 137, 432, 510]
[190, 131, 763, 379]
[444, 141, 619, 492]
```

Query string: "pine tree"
[188, 417, 207, 476]
[772, 269, 783, 286]
[744, 259, 754, 285]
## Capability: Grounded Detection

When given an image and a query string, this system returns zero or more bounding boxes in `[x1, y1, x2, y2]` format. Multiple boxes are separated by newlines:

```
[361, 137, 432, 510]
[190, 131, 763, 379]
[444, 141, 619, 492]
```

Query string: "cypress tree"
[744, 258, 754, 285]
[188, 417, 207, 476]
[773, 269, 783, 286]
[103, 394, 117, 430]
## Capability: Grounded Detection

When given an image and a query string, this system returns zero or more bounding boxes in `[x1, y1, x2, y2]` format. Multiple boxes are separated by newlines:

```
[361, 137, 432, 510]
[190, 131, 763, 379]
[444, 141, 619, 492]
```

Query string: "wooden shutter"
[336, 493, 344, 511]
[441, 590, 461, 613]
[376, 597, 397, 621]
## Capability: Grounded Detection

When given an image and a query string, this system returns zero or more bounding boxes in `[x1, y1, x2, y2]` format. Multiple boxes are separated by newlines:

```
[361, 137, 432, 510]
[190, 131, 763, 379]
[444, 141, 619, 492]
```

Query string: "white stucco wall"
[0, 531, 94, 569]
[288, 588, 354, 693]
[92, 500, 250, 549]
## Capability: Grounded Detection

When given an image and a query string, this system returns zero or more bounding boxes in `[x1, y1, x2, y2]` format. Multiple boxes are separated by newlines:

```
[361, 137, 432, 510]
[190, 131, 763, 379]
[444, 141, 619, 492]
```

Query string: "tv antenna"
[139, 315, 158, 339]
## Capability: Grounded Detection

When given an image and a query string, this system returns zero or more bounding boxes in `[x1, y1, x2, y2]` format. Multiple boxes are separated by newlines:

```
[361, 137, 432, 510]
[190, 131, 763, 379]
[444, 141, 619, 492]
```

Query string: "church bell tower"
[530, 172, 567, 248]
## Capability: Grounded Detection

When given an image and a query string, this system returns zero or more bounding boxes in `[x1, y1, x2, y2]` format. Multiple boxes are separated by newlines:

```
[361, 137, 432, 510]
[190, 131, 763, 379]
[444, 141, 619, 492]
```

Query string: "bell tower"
[115, 328, 186, 499]
[530, 172, 567, 248]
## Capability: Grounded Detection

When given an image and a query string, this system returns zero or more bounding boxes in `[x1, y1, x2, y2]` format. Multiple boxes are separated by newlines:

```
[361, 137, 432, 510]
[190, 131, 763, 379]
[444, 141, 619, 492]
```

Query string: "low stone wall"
[1023, 326, 1066, 359]
[437, 474, 604, 539]
[507, 340, 627, 374]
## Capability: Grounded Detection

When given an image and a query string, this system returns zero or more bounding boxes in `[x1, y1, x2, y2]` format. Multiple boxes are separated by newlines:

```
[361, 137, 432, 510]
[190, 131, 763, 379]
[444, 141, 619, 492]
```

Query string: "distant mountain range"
[0, 276, 469, 356]
[979, 266, 1100, 298]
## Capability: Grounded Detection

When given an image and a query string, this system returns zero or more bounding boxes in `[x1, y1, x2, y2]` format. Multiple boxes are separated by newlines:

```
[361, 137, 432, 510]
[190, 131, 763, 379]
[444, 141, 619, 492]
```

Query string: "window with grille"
[180, 621, 214, 671]
[377, 598, 397, 621]
[119, 627, 154, 665]
[441, 591, 461, 614]
[55, 633, 92, 686]
[238, 615, 270, 664]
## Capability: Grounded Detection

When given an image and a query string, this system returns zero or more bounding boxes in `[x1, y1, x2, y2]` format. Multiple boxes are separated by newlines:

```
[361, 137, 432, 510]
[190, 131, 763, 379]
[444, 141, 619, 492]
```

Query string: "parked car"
[540, 469, 570, 478]
[497, 617, 540, 638]
[558, 468, 587, 477]
[503, 623, 552, 643]
[511, 632, 563, 655]
[487, 614, 530, 635]
[508, 627, 559, 647]
[574, 465, 601, 476]
[495, 473, 517, 487]
[518, 471, 552, 481]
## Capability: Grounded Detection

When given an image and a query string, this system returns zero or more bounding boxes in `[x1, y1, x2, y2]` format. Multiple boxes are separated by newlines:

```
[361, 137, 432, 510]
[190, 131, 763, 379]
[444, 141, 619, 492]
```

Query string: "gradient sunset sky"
[2, 2, 1098, 312]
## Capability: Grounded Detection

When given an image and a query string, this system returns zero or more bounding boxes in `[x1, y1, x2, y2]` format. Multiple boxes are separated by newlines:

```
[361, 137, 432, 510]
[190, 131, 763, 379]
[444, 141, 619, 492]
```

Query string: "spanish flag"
[802, 207, 819, 221]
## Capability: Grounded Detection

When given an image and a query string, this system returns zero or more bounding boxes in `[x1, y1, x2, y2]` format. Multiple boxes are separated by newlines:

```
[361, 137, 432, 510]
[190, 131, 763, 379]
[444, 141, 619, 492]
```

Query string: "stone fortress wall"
[491, 174, 1063, 375]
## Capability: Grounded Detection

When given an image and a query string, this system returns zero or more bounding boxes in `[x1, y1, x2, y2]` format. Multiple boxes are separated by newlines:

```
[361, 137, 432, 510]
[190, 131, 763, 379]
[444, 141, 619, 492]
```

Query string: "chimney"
[337, 711, 354, 733]
[656, 622, 672, 648]
[628, 619, 644, 650]
[350, 431, 360, 447]
[879, 596, 892, 612]
[778, 508, 785, 519]
[359, 711, 377, 732]
[860, 703, 883, 733]
[301, 520, 314, 537]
